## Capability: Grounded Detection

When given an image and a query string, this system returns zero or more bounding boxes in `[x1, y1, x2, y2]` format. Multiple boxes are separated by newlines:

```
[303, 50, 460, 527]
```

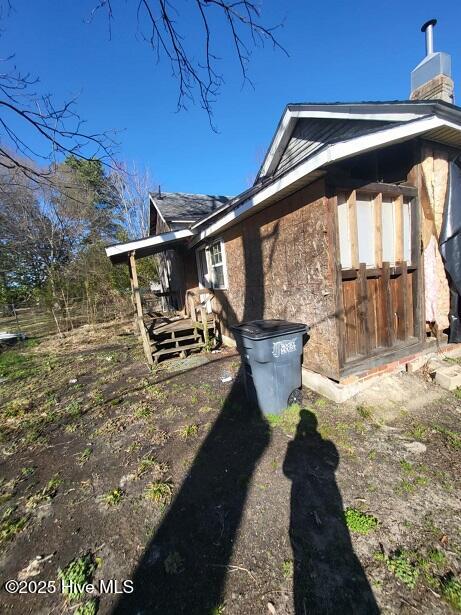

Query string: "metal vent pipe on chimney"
[421, 18, 437, 56]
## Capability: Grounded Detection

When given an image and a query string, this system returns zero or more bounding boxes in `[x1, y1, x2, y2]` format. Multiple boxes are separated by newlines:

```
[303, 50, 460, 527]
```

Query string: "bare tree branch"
[90, 0, 287, 129]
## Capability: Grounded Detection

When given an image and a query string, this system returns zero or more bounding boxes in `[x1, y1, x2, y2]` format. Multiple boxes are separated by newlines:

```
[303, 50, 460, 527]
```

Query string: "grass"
[26, 475, 62, 509]
[344, 507, 378, 534]
[282, 559, 294, 579]
[406, 423, 430, 441]
[164, 550, 184, 574]
[77, 447, 92, 465]
[144, 480, 173, 506]
[65, 400, 82, 418]
[136, 455, 168, 478]
[266, 404, 302, 435]
[375, 546, 461, 610]
[441, 575, 461, 611]
[0, 510, 29, 543]
[433, 425, 461, 450]
[375, 549, 419, 589]
[178, 424, 198, 440]
[134, 404, 153, 419]
[75, 598, 99, 615]
[103, 488, 124, 507]
[356, 404, 373, 419]
[58, 552, 96, 601]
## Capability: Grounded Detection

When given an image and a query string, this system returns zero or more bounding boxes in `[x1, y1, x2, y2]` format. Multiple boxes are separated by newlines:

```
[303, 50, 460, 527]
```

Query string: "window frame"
[196, 238, 229, 290]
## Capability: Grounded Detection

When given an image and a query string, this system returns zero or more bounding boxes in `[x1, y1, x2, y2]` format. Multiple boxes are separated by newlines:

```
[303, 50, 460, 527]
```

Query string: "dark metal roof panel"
[276, 119, 401, 175]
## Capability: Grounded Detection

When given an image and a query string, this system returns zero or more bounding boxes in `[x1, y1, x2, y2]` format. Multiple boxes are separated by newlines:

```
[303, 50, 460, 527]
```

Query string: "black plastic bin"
[231, 319, 309, 415]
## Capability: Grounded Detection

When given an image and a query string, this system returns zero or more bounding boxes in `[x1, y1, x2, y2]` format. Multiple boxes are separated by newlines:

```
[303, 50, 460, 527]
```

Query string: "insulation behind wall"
[421, 146, 450, 331]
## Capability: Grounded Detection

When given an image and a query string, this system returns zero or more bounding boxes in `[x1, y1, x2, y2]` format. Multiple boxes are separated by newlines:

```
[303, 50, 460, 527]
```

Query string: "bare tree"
[89, 0, 286, 127]
[111, 162, 152, 239]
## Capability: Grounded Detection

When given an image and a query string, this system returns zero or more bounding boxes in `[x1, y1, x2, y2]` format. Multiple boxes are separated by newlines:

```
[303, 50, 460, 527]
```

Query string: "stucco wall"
[211, 179, 341, 379]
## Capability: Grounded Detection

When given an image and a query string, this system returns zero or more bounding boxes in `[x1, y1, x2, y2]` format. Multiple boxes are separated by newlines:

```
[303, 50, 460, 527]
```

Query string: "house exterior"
[107, 24, 461, 398]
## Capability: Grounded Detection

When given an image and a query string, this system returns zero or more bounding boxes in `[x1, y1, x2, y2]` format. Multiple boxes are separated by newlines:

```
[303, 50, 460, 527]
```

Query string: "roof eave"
[105, 229, 195, 264]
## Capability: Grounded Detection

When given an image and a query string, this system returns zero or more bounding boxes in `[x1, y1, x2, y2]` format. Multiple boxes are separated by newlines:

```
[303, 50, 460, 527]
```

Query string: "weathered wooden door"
[335, 185, 423, 369]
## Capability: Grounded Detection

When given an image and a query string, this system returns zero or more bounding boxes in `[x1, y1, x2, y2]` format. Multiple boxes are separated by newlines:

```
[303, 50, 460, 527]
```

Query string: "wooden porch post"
[128, 251, 154, 367]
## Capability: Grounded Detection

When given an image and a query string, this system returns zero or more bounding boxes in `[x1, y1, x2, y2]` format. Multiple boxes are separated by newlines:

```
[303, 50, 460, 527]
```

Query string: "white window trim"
[196, 239, 228, 290]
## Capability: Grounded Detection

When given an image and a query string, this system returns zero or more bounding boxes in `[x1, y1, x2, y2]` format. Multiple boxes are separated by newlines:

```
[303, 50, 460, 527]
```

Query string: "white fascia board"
[259, 109, 297, 178]
[149, 195, 168, 226]
[191, 115, 453, 248]
[105, 229, 195, 259]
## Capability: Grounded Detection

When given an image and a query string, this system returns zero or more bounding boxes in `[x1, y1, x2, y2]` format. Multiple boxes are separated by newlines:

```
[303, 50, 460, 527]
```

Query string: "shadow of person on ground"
[112, 369, 270, 614]
[283, 409, 379, 615]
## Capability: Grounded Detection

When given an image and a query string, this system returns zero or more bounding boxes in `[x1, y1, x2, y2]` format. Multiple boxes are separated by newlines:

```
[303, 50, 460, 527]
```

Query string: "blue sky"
[2, 0, 461, 196]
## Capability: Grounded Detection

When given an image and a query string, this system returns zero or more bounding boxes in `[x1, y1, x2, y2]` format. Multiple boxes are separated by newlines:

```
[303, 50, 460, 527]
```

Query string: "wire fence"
[0, 289, 166, 341]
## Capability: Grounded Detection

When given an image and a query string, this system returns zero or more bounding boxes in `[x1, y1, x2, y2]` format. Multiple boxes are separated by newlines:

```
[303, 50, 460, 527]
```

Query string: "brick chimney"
[410, 19, 454, 103]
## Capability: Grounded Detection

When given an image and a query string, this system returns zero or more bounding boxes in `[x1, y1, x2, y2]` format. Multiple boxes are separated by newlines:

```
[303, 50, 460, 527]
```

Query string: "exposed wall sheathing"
[211, 180, 341, 379]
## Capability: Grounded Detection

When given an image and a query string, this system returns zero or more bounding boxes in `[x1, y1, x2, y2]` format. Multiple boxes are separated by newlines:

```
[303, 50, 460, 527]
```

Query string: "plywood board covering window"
[338, 191, 412, 269]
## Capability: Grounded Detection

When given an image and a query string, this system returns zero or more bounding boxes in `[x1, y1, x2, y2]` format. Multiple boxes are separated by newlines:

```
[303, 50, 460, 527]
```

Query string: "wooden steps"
[149, 314, 218, 365]
[153, 341, 205, 360]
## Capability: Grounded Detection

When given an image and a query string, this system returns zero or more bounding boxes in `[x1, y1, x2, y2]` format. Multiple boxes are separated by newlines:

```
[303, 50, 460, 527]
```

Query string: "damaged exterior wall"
[420, 143, 451, 332]
[210, 179, 341, 380]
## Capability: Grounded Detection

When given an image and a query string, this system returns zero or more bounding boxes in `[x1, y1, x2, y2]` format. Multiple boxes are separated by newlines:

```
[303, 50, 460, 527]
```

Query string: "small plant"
[400, 459, 413, 473]
[211, 604, 225, 615]
[164, 550, 184, 574]
[0, 513, 29, 543]
[75, 598, 99, 615]
[66, 400, 82, 418]
[21, 466, 35, 478]
[395, 479, 415, 495]
[58, 552, 95, 601]
[26, 475, 62, 509]
[376, 549, 419, 589]
[145, 480, 173, 506]
[146, 384, 167, 401]
[89, 389, 104, 405]
[103, 488, 123, 507]
[356, 404, 372, 419]
[137, 456, 168, 478]
[134, 405, 152, 419]
[199, 405, 214, 414]
[344, 507, 378, 534]
[178, 424, 198, 440]
[407, 423, 429, 441]
[282, 559, 294, 579]
[77, 447, 92, 466]
[4, 397, 31, 418]
[433, 425, 461, 450]
[368, 449, 377, 461]
[441, 574, 461, 611]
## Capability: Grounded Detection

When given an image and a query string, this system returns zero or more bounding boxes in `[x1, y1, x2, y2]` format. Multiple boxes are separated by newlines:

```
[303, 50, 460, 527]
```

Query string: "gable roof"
[107, 100, 461, 264]
[256, 100, 461, 182]
[149, 191, 231, 229]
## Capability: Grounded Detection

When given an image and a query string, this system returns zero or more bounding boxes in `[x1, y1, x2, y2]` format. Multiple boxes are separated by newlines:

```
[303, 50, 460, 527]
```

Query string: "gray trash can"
[231, 319, 309, 415]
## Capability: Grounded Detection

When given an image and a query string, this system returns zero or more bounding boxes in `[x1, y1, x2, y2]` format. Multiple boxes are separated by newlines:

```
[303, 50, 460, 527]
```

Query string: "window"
[196, 239, 228, 290]
[337, 190, 412, 269]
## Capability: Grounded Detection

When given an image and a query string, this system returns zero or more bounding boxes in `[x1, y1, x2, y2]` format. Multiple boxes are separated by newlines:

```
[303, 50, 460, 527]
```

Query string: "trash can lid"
[231, 319, 308, 340]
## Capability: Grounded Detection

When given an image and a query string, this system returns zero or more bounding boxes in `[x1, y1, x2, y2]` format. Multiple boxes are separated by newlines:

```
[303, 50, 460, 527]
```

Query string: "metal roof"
[276, 118, 400, 176]
[257, 100, 461, 181]
[149, 192, 231, 225]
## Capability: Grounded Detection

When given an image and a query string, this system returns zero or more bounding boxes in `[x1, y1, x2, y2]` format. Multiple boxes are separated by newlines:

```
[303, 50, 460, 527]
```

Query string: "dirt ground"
[0, 321, 460, 614]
